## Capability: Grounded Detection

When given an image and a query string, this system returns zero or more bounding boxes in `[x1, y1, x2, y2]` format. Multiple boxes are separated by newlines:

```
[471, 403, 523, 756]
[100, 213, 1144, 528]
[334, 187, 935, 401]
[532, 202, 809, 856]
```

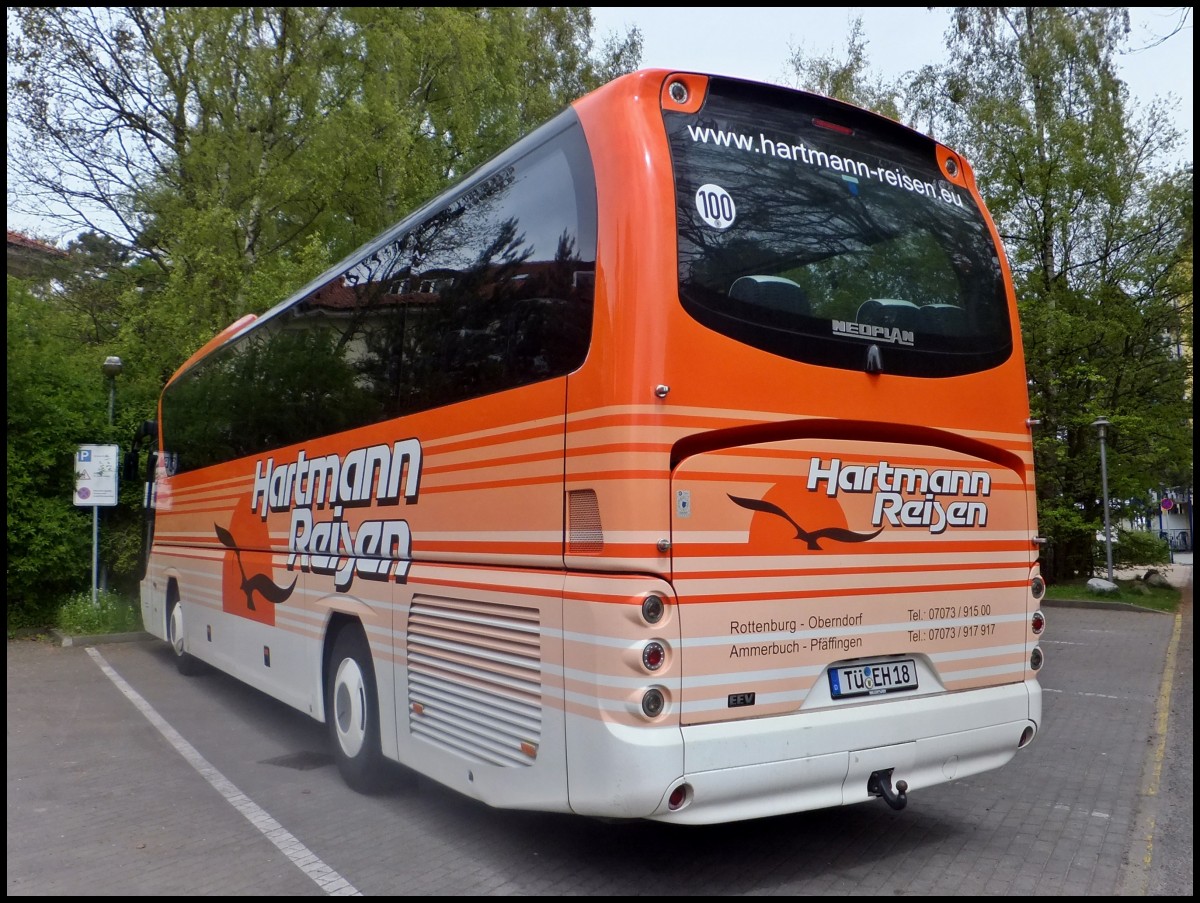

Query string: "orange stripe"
[566, 442, 674, 457]
[412, 541, 561, 555]
[679, 560, 1032, 580]
[428, 421, 566, 455]
[408, 573, 563, 600]
[679, 538, 1033, 555]
[423, 448, 564, 475]
[565, 470, 669, 482]
[676, 578, 1029, 604]
[421, 474, 564, 493]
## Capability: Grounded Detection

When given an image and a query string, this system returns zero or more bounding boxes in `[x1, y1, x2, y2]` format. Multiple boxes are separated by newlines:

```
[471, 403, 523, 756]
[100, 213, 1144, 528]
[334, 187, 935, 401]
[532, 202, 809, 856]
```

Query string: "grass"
[1044, 576, 1181, 613]
[54, 590, 145, 636]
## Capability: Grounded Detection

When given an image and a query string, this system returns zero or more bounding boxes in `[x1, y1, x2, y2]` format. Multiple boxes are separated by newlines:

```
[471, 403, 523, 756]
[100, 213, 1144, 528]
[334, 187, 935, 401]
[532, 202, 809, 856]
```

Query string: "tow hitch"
[868, 768, 908, 811]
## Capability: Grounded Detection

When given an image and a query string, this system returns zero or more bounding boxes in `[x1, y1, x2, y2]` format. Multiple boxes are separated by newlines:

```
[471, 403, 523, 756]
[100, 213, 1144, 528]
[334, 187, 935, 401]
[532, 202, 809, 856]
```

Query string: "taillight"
[1031, 610, 1046, 635]
[1031, 575, 1045, 599]
[1030, 647, 1044, 671]
[641, 593, 665, 624]
[642, 641, 666, 671]
[641, 688, 665, 717]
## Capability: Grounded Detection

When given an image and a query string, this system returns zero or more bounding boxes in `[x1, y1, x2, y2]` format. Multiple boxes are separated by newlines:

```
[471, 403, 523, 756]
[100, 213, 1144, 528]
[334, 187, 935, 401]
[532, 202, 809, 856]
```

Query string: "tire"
[327, 627, 386, 793]
[166, 599, 206, 676]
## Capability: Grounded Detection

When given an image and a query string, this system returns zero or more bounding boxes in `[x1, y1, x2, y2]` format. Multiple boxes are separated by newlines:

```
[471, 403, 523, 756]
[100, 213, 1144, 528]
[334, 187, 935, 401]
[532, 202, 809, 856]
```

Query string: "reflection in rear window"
[666, 78, 1013, 377]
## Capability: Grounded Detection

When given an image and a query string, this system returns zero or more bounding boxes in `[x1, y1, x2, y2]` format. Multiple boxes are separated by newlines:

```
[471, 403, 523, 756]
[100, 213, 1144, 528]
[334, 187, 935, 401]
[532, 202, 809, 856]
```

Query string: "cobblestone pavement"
[7, 562, 1192, 896]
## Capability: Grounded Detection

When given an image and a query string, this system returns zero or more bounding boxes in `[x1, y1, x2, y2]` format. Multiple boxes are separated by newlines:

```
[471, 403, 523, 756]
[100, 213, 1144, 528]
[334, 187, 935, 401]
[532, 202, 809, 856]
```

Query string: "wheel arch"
[163, 575, 181, 637]
[321, 611, 367, 724]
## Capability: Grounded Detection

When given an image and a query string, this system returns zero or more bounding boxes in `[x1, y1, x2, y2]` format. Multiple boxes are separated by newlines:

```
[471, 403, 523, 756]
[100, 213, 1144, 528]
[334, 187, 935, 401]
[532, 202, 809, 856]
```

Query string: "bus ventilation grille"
[568, 489, 604, 553]
[406, 595, 543, 767]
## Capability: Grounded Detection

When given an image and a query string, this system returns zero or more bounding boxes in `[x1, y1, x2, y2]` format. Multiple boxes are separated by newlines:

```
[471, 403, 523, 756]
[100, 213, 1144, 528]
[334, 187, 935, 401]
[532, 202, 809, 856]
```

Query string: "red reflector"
[668, 785, 688, 810]
[643, 641, 665, 671]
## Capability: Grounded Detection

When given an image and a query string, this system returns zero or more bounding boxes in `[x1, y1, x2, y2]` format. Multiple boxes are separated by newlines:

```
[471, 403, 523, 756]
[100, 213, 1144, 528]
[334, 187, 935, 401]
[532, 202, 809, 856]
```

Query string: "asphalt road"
[7, 570, 1192, 896]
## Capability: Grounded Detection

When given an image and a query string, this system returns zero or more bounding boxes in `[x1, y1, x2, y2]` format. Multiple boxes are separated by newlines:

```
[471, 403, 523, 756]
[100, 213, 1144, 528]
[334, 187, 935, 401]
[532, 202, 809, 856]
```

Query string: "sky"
[590, 6, 1193, 161]
[8, 7, 1192, 243]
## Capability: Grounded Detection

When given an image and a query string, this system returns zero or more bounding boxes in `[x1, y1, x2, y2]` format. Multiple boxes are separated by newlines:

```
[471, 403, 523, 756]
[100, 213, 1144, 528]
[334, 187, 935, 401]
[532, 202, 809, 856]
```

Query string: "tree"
[783, 8, 1192, 579]
[6, 277, 107, 626]
[6, 7, 641, 622]
[8, 7, 641, 332]
[919, 8, 1193, 579]
[786, 15, 904, 119]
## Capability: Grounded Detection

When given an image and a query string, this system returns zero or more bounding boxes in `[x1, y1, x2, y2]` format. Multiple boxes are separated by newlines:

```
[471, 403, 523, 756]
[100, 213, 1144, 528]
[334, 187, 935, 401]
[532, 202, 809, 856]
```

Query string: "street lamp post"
[102, 356, 123, 426]
[96, 356, 123, 600]
[1092, 417, 1114, 583]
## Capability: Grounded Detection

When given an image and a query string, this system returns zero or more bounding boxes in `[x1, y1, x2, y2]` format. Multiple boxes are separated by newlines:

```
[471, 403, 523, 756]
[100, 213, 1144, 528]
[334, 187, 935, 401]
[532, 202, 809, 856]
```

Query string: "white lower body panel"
[567, 680, 1039, 824]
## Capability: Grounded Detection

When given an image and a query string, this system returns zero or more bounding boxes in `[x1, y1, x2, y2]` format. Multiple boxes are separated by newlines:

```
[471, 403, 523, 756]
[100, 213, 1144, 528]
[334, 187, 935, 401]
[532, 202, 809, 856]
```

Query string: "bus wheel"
[167, 600, 205, 676]
[327, 627, 385, 793]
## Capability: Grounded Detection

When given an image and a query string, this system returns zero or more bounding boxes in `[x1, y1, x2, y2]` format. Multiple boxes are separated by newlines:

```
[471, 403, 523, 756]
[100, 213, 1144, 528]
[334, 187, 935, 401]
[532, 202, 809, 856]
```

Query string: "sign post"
[75, 444, 120, 604]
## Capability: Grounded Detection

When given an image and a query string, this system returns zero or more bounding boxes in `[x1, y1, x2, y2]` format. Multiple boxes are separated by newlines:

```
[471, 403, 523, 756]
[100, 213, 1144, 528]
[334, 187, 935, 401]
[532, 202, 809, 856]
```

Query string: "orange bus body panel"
[141, 69, 1042, 824]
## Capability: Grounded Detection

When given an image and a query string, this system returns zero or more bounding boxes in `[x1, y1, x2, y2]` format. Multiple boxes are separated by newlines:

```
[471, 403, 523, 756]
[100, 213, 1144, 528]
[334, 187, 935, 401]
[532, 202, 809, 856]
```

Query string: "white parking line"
[1041, 687, 1130, 701]
[86, 647, 360, 897]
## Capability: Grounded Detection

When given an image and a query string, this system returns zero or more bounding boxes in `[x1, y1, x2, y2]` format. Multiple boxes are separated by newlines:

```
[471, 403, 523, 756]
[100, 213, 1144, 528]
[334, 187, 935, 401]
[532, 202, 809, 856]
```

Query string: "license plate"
[828, 659, 918, 699]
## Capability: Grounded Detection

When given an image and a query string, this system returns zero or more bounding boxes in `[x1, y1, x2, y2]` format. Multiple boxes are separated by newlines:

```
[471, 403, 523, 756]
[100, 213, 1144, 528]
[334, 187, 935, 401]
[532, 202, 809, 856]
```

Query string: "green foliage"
[786, 15, 905, 118]
[1043, 578, 1179, 612]
[6, 9, 642, 619]
[5, 8, 1190, 604]
[9, 7, 642, 344]
[1112, 530, 1171, 568]
[54, 590, 144, 636]
[7, 277, 106, 621]
[1035, 500, 1098, 579]
[919, 8, 1193, 580]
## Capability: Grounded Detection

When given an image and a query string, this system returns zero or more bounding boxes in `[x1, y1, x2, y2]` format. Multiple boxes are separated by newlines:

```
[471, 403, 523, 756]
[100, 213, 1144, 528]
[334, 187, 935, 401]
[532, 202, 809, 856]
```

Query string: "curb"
[50, 629, 153, 647]
[1040, 597, 1170, 615]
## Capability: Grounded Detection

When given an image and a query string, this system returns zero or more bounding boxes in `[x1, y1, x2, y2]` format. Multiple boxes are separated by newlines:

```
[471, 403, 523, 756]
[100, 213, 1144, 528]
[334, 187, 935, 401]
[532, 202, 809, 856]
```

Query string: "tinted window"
[667, 78, 1012, 377]
[163, 113, 596, 473]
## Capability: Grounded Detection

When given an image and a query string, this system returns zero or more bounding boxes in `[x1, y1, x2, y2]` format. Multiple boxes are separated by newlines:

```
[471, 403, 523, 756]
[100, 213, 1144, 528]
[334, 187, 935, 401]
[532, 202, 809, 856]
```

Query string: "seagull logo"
[214, 524, 297, 609]
[728, 494, 883, 550]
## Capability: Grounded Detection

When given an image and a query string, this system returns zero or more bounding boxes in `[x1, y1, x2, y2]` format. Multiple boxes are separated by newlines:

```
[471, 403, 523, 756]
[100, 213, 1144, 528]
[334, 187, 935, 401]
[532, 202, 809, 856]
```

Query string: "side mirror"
[123, 449, 139, 482]
[124, 419, 159, 481]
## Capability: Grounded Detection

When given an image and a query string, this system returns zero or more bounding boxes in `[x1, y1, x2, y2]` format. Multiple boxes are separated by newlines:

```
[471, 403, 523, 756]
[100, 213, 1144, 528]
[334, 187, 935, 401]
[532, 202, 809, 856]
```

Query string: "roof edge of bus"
[582, 68, 939, 141]
[165, 313, 258, 387]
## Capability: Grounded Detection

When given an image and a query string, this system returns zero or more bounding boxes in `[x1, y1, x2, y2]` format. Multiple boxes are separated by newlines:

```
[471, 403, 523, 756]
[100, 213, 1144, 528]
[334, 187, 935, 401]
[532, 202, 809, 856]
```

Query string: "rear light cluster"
[1030, 597, 1046, 672]
[639, 593, 670, 719]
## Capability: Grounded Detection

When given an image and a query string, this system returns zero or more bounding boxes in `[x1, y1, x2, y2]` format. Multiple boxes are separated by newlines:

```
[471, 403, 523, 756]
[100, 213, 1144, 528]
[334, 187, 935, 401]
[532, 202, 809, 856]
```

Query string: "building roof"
[7, 229, 69, 279]
[7, 229, 67, 257]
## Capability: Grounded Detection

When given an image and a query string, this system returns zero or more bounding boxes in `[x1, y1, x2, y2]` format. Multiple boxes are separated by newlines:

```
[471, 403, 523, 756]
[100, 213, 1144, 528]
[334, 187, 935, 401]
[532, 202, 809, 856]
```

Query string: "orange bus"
[133, 69, 1046, 824]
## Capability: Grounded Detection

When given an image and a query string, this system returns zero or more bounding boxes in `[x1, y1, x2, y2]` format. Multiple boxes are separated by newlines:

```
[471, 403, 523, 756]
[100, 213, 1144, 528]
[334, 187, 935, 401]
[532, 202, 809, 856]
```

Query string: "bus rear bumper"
[649, 680, 1040, 824]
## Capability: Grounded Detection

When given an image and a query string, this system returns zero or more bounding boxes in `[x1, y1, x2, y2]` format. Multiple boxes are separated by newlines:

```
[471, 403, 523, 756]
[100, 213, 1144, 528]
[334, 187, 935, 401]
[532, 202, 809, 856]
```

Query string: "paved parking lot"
[8, 561, 1192, 896]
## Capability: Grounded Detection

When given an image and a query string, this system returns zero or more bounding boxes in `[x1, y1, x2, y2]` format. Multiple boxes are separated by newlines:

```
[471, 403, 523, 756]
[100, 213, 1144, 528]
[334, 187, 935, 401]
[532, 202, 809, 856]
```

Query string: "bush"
[1112, 530, 1171, 568]
[54, 590, 144, 635]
